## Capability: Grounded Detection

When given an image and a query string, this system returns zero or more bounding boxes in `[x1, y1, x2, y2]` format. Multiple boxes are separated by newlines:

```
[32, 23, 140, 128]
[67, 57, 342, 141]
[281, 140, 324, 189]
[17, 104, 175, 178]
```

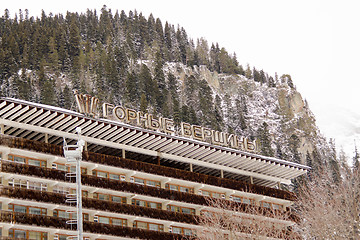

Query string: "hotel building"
[0, 97, 309, 239]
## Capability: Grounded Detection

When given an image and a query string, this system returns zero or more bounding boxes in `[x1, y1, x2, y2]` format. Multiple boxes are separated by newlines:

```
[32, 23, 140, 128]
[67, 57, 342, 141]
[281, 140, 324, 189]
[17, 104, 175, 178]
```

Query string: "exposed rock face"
[163, 62, 330, 166]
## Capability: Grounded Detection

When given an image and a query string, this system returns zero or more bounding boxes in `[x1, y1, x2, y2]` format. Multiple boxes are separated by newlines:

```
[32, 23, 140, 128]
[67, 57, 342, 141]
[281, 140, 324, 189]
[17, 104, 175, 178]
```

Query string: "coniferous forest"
[0, 7, 244, 112]
[0, 6, 342, 169]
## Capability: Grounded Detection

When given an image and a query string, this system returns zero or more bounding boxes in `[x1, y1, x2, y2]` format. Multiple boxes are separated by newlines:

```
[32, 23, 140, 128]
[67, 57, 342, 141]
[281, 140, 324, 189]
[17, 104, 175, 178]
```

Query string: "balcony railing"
[0, 186, 199, 225]
[0, 134, 296, 201]
[0, 210, 189, 240]
[0, 160, 297, 222]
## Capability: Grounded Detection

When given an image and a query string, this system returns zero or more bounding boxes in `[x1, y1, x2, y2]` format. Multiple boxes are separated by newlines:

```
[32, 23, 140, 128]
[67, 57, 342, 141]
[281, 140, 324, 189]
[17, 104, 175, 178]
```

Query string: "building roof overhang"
[0, 98, 310, 187]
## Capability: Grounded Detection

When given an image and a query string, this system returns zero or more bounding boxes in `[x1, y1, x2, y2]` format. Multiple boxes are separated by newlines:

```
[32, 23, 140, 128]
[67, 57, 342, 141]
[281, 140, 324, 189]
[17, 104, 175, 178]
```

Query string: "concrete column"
[194, 184, 204, 195]
[195, 207, 204, 216]
[127, 218, 135, 228]
[48, 233, 56, 240]
[0, 124, 4, 134]
[189, 163, 193, 172]
[45, 133, 49, 143]
[1, 225, 9, 237]
[122, 149, 126, 159]
[162, 200, 170, 211]
[2, 151, 9, 160]
[160, 178, 171, 189]
[2, 202, 9, 211]
[2, 178, 9, 187]
[47, 208, 53, 217]
[220, 169, 224, 178]
[126, 196, 133, 205]
[47, 184, 54, 193]
[163, 222, 172, 233]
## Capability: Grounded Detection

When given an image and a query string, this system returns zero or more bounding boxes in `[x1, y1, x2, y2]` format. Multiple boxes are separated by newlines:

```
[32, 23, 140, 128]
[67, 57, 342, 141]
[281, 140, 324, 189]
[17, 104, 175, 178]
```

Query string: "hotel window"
[167, 205, 195, 215]
[132, 199, 162, 209]
[54, 163, 87, 174]
[109, 173, 120, 180]
[55, 163, 68, 171]
[201, 190, 222, 198]
[260, 201, 282, 210]
[165, 183, 194, 193]
[93, 170, 108, 178]
[8, 179, 47, 191]
[9, 229, 48, 240]
[134, 177, 145, 185]
[9, 204, 47, 216]
[53, 209, 89, 221]
[146, 179, 161, 188]
[53, 186, 69, 195]
[69, 189, 88, 198]
[111, 217, 127, 226]
[134, 177, 161, 188]
[111, 195, 126, 204]
[261, 201, 272, 208]
[96, 216, 127, 226]
[92, 170, 123, 180]
[272, 203, 283, 210]
[133, 221, 164, 232]
[71, 166, 87, 175]
[8, 154, 46, 168]
[172, 226, 194, 236]
[93, 192, 109, 201]
[57, 235, 69, 240]
[98, 216, 110, 224]
[93, 192, 126, 204]
[233, 196, 254, 205]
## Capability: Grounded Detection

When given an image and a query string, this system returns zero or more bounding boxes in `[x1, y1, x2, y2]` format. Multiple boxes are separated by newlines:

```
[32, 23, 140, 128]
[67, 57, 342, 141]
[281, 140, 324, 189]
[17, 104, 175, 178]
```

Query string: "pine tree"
[40, 77, 57, 105]
[305, 151, 313, 179]
[18, 68, 31, 100]
[245, 64, 252, 79]
[257, 122, 274, 157]
[180, 104, 188, 124]
[140, 93, 148, 113]
[288, 134, 300, 163]
[153, 50, 166, 111]
[138, 64, 154, 104]
[48, 36, 59, 71]
[312, 148, 322, 173]
[353, 143, 359, 169]
[163, 22, 172, 61]
[196, 38, 209, 67]
[198, 79, 214, 126]
[167, 72, 177, 95]
[253, 67, 261, 82]
[275, 143, 283, 159]
[189, 106, 198, 125]
[329, 139, 341, 183]
[268, 76, 276, 88]
[63, 85, 73, 109]
[68, 14, 81, 73]
[125, 71, 139, 104]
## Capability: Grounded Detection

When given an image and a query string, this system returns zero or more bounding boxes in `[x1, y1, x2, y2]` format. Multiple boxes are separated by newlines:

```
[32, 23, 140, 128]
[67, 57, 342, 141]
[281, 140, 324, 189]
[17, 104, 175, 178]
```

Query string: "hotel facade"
[0, 97, 309, 239]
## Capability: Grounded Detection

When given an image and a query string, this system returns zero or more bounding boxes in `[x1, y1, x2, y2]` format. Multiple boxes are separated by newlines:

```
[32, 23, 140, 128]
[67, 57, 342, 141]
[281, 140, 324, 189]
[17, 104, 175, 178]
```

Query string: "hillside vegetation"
[0, 7, 340, 184]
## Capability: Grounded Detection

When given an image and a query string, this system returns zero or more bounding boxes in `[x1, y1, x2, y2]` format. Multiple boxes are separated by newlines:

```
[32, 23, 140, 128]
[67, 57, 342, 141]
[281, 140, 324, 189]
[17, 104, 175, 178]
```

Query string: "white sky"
[2, 0, 360, 158]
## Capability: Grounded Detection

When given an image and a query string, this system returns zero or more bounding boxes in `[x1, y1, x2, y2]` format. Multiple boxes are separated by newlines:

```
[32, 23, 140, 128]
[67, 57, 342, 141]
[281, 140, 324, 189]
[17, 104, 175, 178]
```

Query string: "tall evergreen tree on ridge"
[257, 122, 274, 157]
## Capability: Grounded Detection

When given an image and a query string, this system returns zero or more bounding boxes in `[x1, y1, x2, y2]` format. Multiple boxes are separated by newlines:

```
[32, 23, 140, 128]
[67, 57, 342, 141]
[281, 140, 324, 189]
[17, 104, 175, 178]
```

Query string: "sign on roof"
[75, 92, 258, 153]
